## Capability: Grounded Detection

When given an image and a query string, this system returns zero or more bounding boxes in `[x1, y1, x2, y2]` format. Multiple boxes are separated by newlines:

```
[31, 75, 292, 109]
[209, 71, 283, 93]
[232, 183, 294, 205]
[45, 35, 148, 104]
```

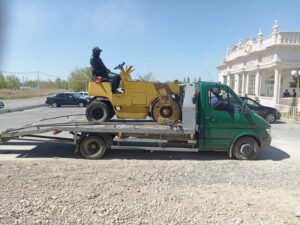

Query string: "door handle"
[206, 116, 216, 122]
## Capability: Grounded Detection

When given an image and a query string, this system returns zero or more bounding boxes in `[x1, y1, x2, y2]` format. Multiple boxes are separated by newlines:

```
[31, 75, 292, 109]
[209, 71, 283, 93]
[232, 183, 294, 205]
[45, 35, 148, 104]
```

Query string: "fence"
[276, 104, 300, 121]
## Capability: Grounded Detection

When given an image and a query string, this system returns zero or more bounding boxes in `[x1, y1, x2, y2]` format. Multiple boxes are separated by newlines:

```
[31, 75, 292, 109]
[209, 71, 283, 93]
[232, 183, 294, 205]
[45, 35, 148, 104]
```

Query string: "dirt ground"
[0, 107, 299, 224]
[0, 144, 299, 225]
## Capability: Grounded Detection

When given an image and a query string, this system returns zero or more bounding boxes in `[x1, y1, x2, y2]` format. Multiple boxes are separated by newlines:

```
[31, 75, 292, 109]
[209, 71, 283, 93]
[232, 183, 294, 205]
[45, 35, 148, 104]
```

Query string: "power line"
[0, 69, 92, 83]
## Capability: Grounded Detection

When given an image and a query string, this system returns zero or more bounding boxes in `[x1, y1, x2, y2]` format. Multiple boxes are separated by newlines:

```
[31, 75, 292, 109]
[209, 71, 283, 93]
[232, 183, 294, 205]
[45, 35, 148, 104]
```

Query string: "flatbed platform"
[0, 119, 196, 143]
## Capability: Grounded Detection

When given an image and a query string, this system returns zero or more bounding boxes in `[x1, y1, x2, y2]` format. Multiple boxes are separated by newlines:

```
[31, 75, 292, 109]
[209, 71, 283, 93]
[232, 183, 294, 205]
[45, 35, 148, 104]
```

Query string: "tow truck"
[0, 82, 271, 160]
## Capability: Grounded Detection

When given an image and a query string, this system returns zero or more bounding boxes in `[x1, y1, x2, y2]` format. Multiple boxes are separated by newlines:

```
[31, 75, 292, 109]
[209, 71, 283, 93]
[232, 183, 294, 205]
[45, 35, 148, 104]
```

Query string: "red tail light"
[95, 77, 103, 84]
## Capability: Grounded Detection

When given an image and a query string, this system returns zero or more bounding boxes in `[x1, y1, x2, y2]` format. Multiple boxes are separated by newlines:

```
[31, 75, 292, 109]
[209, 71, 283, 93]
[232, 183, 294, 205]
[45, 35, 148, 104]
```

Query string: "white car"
[78, 92, 91, 102]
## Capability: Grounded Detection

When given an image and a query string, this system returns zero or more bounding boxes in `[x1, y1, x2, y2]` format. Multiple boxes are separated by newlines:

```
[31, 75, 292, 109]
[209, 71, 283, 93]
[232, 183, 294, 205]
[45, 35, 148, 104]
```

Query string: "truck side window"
[245, 98, 259, 107]
[208, 87, 229, 112]
[228, 91, 242, 112]
[208, 87, 242, 112]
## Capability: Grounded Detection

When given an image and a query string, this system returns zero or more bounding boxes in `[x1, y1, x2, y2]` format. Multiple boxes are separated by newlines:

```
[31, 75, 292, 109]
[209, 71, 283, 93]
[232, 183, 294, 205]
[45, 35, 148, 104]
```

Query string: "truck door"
[204, 85, 249, 150]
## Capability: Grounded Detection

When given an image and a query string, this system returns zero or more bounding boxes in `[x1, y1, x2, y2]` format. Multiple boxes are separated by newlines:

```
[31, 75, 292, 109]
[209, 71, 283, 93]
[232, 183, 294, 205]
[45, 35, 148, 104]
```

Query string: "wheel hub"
[266, 114, 275, 123]
[91, 108, 104, 120]
[240, 144, 253, 156]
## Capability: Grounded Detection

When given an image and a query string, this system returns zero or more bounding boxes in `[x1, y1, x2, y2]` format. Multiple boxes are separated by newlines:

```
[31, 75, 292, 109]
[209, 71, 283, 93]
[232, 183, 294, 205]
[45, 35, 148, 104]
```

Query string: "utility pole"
[37, 71, 40, 98]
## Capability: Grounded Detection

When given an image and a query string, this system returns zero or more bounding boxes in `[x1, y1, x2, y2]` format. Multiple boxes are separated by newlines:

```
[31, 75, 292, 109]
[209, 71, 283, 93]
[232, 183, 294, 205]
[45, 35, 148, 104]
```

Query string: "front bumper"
[260, 137, 271, 150]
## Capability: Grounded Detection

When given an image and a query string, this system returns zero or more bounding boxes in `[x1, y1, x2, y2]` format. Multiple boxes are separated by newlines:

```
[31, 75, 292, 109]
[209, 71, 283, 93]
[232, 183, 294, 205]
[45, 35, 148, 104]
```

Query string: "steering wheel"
[114, 62, 125, 70]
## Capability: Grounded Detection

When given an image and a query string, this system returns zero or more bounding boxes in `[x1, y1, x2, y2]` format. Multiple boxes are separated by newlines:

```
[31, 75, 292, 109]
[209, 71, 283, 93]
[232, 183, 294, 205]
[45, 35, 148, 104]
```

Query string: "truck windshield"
[208, 87, 242, 112]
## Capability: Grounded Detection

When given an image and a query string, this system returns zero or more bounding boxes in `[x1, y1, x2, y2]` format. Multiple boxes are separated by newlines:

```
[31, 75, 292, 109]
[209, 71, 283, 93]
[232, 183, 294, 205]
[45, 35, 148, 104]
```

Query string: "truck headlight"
[266, 128, 271, 136]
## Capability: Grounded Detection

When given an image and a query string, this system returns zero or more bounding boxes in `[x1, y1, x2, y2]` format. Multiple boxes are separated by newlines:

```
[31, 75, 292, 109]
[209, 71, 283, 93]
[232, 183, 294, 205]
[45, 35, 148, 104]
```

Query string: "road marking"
[0, 145, 37, 159]
[0, 145, 37, 150]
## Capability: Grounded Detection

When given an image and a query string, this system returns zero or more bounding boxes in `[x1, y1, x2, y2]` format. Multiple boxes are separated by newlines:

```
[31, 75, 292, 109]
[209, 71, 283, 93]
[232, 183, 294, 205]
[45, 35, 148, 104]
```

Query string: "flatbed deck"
[0, 119, 196, 142]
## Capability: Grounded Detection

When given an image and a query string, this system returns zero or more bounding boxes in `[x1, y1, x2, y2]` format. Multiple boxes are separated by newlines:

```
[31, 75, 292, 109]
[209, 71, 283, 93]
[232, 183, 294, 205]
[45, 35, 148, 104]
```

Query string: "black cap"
[92, 47, 102, 53]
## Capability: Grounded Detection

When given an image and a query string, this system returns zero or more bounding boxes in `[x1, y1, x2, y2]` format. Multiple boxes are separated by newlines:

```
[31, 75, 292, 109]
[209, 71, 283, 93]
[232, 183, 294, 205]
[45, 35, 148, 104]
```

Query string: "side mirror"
[241, 103, 248, 115]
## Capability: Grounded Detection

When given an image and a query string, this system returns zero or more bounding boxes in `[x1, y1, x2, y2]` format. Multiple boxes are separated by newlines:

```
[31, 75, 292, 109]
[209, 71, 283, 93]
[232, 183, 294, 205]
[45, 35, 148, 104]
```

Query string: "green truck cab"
[197, 82, 271, 159]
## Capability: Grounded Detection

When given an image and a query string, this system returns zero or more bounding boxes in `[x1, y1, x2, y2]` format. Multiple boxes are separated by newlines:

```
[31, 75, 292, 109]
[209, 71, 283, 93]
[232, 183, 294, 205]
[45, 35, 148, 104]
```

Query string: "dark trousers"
[93, 72, 121, 93]
[107, 73, 121, 93]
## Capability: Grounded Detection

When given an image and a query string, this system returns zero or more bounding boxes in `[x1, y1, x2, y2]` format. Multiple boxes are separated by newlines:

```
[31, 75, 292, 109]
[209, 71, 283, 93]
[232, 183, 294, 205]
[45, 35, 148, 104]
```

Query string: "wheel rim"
[239, 143, 255, 157]
[82, 140, 104, 157]
[80, 136, 107, 159]
[79, 102, 84, 107]
[87, 141, 100, 154]
[91, 108, 104, 120]
[52, 103, 57, 107]
[266, 113, 275, 123]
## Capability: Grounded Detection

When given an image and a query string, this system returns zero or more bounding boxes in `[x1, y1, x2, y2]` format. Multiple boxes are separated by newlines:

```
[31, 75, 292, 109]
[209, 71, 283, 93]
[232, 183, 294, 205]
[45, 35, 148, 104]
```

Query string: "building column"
[227, 75, 231, 87]
[273, 68, 281, 105]
[245, 74, 250, 95]
[234, 74, 239, 93]
[255, 70, 260, 96]
[241, 73, 245, 96]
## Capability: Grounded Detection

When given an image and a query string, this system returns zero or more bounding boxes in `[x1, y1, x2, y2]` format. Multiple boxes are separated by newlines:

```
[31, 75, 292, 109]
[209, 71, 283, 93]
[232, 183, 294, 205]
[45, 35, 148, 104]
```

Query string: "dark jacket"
[90, 54, 109, 78]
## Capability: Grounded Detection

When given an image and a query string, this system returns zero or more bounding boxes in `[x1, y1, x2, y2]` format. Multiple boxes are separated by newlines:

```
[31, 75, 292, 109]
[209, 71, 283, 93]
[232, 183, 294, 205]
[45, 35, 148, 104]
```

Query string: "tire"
[109, 110, 115, 119]
[52, 102, 58, 108]
[89, 133, 113, 149]
[78, 102, 85, 107]
[85, 101, 110, 122]
[79, 135, 107, 159]
[233, 137, 260, 160]
[265, 112, 275, 123]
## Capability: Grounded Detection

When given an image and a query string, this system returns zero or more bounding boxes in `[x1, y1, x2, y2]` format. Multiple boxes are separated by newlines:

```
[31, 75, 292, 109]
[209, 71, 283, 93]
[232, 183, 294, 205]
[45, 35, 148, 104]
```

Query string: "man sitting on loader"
[90, 47, 121, 93]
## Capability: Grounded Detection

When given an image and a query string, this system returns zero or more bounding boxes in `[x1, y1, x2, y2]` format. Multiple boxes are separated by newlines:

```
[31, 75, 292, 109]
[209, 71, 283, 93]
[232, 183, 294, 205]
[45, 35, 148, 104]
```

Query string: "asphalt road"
[0, 97, 46, 109]
[0, 106, 85, 132]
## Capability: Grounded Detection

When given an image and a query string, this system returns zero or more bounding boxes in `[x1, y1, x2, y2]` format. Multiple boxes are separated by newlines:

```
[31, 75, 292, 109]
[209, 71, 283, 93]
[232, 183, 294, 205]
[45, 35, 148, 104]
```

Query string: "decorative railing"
[225, 32, 300, 61]
[280, 32, 300, 44]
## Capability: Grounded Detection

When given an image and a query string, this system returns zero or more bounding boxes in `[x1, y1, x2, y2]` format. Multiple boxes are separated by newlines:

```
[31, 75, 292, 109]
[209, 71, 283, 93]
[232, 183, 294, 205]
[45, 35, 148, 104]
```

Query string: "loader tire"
[86, 101, 110, 122]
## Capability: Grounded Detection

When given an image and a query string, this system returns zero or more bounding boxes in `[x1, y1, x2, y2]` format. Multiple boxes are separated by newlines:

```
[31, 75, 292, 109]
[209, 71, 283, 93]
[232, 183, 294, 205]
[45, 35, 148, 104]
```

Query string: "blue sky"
[1, 0, 300, 81]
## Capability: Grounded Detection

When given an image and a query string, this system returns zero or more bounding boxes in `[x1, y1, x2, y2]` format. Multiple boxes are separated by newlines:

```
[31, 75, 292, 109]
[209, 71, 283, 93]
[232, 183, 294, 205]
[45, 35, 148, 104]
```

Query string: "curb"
[0, 104, 46, 114]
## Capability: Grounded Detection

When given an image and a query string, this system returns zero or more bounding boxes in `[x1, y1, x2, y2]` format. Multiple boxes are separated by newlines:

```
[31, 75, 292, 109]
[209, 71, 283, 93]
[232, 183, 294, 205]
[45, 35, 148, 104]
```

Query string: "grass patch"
[0, 88, 68, 100]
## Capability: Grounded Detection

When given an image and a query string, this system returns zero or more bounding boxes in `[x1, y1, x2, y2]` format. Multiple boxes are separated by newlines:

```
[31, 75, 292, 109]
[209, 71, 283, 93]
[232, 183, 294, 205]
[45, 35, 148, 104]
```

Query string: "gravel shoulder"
[0, 108, 300, 224]
[0, 152, 299, 225]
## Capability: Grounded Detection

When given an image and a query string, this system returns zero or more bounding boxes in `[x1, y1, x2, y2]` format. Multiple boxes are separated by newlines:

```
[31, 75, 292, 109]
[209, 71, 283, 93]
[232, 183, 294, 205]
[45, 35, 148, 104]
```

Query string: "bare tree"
[137, 72, 156, 82]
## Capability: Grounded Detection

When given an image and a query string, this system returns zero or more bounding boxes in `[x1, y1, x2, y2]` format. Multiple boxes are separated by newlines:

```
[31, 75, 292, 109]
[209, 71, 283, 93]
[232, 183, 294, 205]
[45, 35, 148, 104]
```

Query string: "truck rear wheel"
[233, 137, 260, 160]
[86, 101, 110, 122]
[79, 135, 107, 159]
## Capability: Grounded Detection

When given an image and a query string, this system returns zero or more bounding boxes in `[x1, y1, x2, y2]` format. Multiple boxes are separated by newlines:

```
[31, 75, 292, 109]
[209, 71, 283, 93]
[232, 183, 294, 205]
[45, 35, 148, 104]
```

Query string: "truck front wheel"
[233, 137, 260, 160]
[79, 135, 107, 159]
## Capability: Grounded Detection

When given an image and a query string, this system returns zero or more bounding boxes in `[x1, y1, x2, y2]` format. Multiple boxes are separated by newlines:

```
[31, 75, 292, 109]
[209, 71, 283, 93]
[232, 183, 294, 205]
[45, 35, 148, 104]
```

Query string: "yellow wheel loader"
[86, 62, 181, 123]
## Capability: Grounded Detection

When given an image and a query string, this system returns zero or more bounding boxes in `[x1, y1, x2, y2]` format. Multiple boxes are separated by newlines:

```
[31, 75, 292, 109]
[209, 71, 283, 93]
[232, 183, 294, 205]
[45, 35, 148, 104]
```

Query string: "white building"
[217, 20, 300, 109]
